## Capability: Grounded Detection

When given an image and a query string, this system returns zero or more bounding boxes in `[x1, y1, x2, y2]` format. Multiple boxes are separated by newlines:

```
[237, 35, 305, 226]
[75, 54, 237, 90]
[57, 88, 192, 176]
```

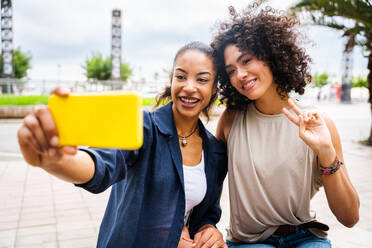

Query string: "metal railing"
[0, 78, 153, 95]
[1, 78, 368, 102]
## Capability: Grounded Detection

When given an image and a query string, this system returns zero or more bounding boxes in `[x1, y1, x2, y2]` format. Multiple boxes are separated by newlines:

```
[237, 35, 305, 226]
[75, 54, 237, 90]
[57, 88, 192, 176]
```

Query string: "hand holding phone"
[18, 87, 77, 167]
[48, 90, 143, 150]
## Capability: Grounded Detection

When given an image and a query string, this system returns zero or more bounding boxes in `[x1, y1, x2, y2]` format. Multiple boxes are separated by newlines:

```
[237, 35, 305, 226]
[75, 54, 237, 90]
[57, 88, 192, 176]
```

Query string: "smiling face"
[224, 44, 276, 101]
[171, 50, 216, 120]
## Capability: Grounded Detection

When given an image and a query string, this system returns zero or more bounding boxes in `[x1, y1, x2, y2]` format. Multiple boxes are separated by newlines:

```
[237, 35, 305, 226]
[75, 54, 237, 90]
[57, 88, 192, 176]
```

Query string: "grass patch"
[0, 95, 49, 106]
[142, 97, 155, 106]
[0, 95, 155, 106]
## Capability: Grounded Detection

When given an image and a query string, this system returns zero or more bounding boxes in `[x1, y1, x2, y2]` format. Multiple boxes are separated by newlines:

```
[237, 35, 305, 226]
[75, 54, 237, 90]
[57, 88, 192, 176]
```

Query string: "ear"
[169, 71, 174, 82]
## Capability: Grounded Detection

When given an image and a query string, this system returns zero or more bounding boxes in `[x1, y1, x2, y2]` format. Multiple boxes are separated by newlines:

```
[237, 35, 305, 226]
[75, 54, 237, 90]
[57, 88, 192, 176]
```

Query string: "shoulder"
[204, 128, 226, 154]
[216, 108, 237, 144]
[220, 108, 237, 123]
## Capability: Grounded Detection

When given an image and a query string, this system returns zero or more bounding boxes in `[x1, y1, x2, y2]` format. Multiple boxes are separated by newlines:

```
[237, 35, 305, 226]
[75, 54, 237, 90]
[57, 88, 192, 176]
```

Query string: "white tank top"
[226, 103, 326, 243]
[183, 151, 207, 221]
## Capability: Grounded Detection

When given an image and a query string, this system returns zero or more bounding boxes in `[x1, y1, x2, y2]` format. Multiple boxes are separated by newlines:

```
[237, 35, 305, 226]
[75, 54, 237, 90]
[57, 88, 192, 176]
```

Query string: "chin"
[174, 105, 199, 118]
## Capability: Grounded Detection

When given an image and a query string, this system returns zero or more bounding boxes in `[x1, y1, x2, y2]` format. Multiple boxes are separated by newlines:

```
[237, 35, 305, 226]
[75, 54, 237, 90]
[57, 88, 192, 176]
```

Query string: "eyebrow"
[197, 72, 211, 76]
[175, 68, 211, 76]
[225, 52, 249, 69]
[175, 68, 187, 73]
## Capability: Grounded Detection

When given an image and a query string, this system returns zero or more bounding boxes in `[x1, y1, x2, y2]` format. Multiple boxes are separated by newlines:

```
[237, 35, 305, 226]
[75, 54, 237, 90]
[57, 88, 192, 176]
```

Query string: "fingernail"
[61, 88, 70, 95]
[50, 136, 59, 146]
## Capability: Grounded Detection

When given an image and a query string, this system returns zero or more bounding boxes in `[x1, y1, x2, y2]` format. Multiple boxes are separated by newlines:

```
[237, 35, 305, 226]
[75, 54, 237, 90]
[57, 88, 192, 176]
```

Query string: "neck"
[254, 85, 290, 115]
[172, 106, 199, 137]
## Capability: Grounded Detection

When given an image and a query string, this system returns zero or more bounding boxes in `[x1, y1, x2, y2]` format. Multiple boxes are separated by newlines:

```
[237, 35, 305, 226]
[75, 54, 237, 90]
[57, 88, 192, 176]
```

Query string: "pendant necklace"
[178, 126, 198, 147]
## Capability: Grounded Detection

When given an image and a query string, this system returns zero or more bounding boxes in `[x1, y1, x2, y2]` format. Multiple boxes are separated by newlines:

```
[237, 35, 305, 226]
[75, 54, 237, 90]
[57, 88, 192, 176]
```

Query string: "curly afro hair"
[211, 4, 312, 110]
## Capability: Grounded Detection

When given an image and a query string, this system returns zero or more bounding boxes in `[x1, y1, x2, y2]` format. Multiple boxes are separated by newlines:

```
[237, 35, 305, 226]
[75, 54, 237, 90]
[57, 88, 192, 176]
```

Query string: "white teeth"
[181, 97, 198, 103]
[242, 79, 257, 89]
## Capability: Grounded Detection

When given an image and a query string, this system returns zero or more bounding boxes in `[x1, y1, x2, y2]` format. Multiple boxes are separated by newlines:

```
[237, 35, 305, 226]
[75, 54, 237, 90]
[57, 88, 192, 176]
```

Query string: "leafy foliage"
[351, 75, 368, 88]
[0, 48, 32, 79]
[83, 53, 132, 81]
[312, 72, 329, 87]
[290, 0, 371, 53]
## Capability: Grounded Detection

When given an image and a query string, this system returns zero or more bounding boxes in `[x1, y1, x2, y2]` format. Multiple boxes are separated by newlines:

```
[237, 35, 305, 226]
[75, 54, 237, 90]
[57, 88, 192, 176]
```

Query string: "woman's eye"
[242, 58, 251, 65]
[198, 78, 208, 83]
[227, 70, 235, 76]
[175, 75, 185, 80]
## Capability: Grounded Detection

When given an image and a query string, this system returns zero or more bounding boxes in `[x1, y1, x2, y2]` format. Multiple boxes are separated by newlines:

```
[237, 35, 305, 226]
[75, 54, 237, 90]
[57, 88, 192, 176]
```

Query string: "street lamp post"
[111, 9, 122, 90]
[1, 0, 14, 94]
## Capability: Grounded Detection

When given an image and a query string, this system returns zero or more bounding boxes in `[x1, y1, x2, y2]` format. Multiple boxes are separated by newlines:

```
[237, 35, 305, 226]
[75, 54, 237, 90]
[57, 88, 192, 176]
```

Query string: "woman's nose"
[236, 67, 248, 81]
[183, 79, 197, 92]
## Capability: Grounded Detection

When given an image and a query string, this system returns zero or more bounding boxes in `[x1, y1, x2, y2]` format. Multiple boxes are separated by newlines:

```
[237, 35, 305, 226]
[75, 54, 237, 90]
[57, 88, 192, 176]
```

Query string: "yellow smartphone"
[48, 91, 143, 150]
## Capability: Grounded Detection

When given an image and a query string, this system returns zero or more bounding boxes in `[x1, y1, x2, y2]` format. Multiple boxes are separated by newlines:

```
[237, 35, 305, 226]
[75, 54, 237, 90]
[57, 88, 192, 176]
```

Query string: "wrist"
[319, 155, 343, 175]
[40, 154, 63, 169]
[316, 146, 337, 167]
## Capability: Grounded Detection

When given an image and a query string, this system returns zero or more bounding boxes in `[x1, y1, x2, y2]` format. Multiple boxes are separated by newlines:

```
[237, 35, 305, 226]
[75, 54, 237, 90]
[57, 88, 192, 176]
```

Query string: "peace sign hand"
[282, 98, 333, 154]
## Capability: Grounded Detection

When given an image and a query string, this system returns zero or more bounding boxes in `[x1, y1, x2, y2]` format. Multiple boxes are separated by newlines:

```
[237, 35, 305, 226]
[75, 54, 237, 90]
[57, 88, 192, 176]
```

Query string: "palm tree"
[290, 0, 372, 145]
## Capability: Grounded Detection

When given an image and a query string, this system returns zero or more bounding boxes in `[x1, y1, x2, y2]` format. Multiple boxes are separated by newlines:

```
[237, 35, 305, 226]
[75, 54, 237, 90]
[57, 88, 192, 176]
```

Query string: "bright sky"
[11, 0, 368, 84]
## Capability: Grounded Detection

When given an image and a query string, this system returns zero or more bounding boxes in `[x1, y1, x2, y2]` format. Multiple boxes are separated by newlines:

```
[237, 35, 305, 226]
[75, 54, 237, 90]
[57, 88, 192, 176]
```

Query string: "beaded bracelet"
[319, 156, 343, 175]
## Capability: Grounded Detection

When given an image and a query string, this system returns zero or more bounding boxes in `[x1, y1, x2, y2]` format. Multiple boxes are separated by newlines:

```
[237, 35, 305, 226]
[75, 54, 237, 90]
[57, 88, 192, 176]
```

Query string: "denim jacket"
[76, 103, 227, 248]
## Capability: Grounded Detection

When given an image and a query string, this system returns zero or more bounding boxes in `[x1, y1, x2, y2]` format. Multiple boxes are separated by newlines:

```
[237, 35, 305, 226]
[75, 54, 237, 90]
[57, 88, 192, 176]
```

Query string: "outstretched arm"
[17, 86, 95, 184]
[283, 98, 359, 227]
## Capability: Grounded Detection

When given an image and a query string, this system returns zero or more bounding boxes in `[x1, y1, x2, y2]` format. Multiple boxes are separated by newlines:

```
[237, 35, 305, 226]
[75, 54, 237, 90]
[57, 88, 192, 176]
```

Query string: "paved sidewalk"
[0, 103, 371, 247]
[1, 141, 371, 248]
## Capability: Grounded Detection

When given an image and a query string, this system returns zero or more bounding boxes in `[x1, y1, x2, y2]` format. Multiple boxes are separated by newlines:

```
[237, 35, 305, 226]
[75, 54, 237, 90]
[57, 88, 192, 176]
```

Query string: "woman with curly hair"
[212, 4, 359, 247]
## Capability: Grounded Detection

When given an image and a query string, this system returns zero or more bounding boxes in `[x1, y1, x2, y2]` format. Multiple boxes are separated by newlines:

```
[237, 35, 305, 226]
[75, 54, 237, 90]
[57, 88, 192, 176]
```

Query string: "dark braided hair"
[211, 4, 312, 110]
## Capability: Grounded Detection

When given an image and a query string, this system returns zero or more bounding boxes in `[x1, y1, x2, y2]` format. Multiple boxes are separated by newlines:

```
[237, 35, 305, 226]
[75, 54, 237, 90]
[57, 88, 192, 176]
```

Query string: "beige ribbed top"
[226, 103, 326, 243]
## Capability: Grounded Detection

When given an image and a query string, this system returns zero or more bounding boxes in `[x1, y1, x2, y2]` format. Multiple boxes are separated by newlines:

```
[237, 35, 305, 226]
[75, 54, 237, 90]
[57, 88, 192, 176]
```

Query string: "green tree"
[351, 75, 368, 88]
[0, 48, 32, 93]
[83, 52, 132, 81]
[290, 0, 372, 145]
[121, 63, 132, 82]
[312, 72, 329, 87]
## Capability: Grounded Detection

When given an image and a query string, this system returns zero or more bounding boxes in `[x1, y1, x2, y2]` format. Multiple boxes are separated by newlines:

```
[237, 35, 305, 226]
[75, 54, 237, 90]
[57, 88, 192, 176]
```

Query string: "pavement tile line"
[0, 152, 23, 158]
[12, 164, 28, 248]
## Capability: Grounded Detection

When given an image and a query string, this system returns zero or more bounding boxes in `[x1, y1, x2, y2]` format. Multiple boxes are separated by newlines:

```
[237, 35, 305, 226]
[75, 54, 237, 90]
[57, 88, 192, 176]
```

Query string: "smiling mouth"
[242, 78, 257, 90]
[179, 96, 200, 104]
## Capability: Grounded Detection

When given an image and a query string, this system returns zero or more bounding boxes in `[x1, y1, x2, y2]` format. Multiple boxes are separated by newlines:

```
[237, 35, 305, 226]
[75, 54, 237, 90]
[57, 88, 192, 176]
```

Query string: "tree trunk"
[366, 53, 372, 145]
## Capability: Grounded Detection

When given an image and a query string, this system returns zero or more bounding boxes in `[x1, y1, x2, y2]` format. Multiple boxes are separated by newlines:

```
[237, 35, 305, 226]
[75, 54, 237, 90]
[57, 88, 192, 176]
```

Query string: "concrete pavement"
[0, 102, 371, 247]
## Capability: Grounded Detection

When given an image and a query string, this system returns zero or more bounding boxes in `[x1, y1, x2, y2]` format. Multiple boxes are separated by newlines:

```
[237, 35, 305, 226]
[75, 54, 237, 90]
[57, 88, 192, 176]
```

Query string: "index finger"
[282, 107, 299, 126]
[287, 98, 302, 116]
[193, 231, 212, 248]
[50, 86, 71, 97]
[34, 106, 59, 147]
[192, 232, 202, 248]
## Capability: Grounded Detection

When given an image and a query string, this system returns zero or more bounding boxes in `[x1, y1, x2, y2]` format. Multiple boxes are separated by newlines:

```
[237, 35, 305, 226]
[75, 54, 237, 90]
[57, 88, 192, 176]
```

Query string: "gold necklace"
[178, 126, 198, 147]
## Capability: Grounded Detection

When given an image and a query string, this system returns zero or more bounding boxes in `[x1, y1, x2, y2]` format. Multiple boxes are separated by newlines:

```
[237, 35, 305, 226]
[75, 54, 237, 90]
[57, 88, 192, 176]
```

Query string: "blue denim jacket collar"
[152, 103, 225, 154]
[152, 103, 224, 198]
